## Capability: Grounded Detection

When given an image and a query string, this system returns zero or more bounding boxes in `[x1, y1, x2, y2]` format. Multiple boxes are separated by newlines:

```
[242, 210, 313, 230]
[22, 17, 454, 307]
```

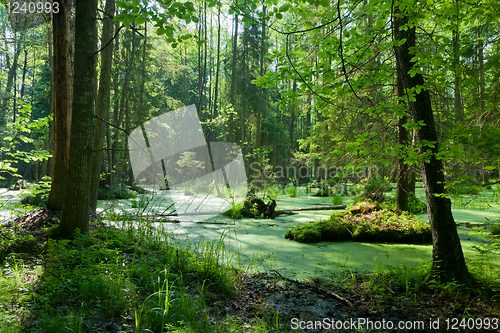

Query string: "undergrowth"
[0, 213, 288, 332]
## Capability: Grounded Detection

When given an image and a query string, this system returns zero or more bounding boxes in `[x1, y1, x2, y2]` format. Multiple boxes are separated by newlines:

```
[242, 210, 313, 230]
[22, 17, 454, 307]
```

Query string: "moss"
[285, 201, 432, 244]
[320, 222, 352, 241]
[284, 224, 322, 243]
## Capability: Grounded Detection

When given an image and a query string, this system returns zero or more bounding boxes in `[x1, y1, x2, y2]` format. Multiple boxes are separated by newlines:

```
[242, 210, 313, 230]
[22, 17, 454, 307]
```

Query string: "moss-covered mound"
[285, 201, 431, 244]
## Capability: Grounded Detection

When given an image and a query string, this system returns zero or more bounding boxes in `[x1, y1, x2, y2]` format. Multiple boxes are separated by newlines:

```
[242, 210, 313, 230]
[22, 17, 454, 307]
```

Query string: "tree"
[47, 0, 72, 211]
[395, 66, 409, 211]
[89, 0, 115, 214]
[59, 0, 98, 236]
[393, 5, 471, 283]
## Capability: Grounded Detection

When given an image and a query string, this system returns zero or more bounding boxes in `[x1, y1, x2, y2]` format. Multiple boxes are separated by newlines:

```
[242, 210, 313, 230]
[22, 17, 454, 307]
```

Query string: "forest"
[0, 0, 500, 331]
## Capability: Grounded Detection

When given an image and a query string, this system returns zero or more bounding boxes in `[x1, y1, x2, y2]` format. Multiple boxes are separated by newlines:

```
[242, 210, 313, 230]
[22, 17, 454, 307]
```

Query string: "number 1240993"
[6, 2, 59, 14]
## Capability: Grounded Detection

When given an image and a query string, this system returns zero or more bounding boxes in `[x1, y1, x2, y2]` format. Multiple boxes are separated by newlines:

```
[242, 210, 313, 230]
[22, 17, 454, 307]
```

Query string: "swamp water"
[96, 187, 500, 281]
[1, 187, 498, 281]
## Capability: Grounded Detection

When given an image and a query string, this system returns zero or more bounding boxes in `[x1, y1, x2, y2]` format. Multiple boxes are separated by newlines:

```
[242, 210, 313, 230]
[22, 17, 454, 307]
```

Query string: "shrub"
[286, 186, 297, 197]
[266, 185, 281, 199]
[408, 193, 427, 214]
[331, 195, 344, 205]
[98, 184, 137, 200]
[363, 176, 392, 194]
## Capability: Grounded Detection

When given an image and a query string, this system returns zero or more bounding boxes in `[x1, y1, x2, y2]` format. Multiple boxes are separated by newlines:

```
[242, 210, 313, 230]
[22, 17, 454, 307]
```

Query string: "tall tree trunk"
[47, 0, 73, 211]
[452, 29, 464, 123]
[108, 22, 121, 192]
[213, 6, 221, 139]
[60, 0, 98, 236]
[197, 2, 207, 116]
[395, 64, 409, 211]
[229, 12, 239, 142]
[111, 29, 135, 192]
[44, 24, 55, 178]
[477, 25, 485, 116]
[394, 8, 471, 284]
[89, 0, 115, 214]
[20, 49, 27, 99]
[288, 80, 296, 158]
[138, 22, 147, 125]
[2, 42, 21, 125]
[256, 5, 266, 148]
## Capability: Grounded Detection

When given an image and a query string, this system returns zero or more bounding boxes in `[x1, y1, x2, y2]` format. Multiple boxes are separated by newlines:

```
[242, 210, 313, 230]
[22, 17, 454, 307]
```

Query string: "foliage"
[224, 196, 277, 219]
[98, 184, 138, 200]
[18, 176, 52, 207]
[285, 202, 431, 244]
[286, 186, 297, 198]
[1, 216, 242, 332]
[223, 200, 245, 219]
[407, 193, 427, 214]
[0, 227, 37, 263]
[114, 0, 198, 49]
[0, 102, 51, 184]
[362, 176, 392, 194]
[331, 194, 344, 205]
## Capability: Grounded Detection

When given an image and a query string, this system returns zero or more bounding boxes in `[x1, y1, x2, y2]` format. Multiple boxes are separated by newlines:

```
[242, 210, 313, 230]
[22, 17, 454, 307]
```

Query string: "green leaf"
[279, 3, 291, 12]
[485, 53, 500, 71]
[123, 16, 131, 27]
[135, 15, 146, 25]
[132, 0, 140, 5]
[181, 33, 192, 40]
[113, 13, 126, 21]
[275, 12, 283, 19]
[116, 1, 130, 9]
[157, 27, 166, 36]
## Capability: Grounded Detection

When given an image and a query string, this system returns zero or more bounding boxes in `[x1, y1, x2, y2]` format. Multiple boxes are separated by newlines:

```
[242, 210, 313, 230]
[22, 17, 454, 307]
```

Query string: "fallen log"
[288, 204, 346, 211]
[274, 204, 346, 217]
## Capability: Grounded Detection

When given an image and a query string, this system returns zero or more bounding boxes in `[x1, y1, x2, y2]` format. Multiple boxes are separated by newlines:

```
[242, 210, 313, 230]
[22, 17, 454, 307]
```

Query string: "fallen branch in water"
[274, 204, 346, 216]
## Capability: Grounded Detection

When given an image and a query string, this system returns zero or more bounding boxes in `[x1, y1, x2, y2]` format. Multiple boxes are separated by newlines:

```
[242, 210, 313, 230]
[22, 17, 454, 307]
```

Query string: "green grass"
[0, 212, 291, 333]
[285, 201, 432, 243]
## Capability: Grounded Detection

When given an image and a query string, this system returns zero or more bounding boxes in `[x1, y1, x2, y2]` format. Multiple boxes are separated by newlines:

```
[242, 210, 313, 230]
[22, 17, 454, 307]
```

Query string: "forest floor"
[1, 208, 500, 332]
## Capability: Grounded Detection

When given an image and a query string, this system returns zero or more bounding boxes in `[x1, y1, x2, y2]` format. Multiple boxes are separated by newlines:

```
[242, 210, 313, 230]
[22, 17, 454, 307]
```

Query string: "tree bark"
[89, 0, 115, 214]
[213, 6, 221, 135]
[229, 11, 239, 143]
[108, 22, 121, 193]
[20, 49, 27, 99]
[393, 9, 471, 284]
[111, 28, 135, 193]
[59, 0, 98, 236]
[256, 5, 267, 148]
[2, 42, 21, 125]
[395, 65, 409, 211]
[47, 0, 73, 212]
